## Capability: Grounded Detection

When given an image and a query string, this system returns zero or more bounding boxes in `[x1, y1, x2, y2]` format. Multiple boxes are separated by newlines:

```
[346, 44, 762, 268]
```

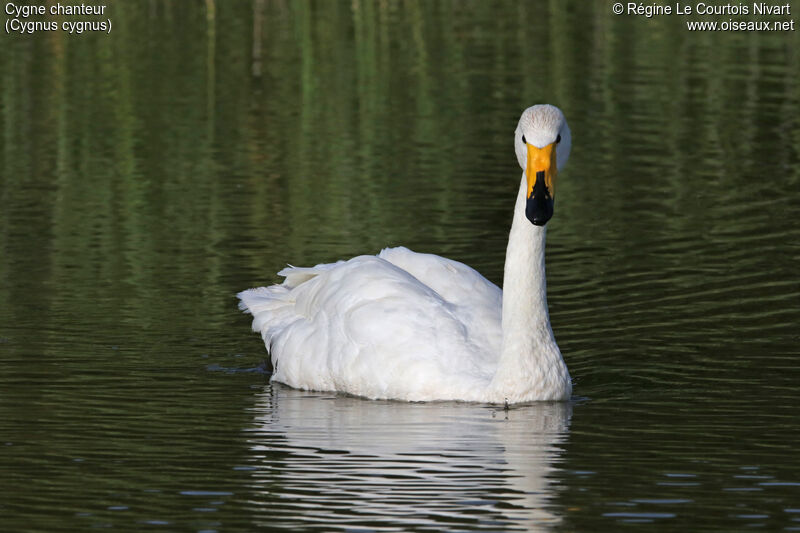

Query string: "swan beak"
[525, 142, 557, 226]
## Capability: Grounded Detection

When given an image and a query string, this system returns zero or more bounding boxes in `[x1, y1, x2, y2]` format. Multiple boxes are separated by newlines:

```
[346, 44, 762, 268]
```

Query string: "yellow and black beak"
[525, 142, 557, 226]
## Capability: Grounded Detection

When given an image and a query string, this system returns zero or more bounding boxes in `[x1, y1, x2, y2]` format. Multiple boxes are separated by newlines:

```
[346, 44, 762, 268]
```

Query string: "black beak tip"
[526, 170, 554, 226]
[525, 196, 554, 226]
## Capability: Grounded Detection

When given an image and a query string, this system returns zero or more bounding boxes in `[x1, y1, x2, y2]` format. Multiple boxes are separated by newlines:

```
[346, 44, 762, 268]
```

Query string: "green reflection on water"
[1, 1, 799, 531]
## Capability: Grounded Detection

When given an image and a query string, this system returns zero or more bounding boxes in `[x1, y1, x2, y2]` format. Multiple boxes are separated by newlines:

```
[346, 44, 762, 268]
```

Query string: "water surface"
[1, 1, 799, 531]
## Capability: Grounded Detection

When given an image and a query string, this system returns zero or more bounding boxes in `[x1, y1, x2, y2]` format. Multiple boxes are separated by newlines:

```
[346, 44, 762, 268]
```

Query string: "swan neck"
[490, 174, 571, 402]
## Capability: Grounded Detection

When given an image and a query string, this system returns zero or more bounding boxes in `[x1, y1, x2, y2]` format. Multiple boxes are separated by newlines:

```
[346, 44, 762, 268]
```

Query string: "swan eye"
[521, 135, 526, 144]
[556, 134, 561, 144]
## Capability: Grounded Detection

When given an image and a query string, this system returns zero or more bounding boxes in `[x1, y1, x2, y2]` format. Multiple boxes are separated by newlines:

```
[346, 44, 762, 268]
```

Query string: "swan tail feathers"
[237, 285, 288, 315]
[237, 286, 298, 351]
[238, 260, 341, 352]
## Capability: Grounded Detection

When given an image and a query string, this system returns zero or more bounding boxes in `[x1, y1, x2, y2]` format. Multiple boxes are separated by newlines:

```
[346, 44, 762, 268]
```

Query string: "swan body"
[239, 105, 573, 403]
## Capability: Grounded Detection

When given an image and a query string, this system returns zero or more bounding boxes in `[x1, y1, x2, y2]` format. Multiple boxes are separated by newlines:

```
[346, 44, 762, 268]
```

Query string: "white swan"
[238, 104, 572, 403]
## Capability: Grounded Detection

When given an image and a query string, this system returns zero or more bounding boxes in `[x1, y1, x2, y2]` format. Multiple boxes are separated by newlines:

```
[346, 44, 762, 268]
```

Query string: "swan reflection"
[246, 385, 572, 531]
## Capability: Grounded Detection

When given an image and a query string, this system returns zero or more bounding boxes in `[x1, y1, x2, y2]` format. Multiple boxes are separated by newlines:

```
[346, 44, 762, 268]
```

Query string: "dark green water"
[2, 1, 799, 531]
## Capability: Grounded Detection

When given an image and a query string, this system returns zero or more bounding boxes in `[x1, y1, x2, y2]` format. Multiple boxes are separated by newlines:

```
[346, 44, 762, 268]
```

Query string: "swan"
[238, 104, 573, 403]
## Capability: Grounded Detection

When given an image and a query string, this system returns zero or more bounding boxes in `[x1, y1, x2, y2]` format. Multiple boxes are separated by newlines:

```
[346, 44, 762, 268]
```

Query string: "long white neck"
[488, 174, 571, 402]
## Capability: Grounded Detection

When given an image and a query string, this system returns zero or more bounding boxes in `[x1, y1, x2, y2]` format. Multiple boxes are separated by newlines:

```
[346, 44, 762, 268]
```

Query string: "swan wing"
[378, 246, 501, 309]
[378, 246, 503, 356]
[238, 252, 501, 401]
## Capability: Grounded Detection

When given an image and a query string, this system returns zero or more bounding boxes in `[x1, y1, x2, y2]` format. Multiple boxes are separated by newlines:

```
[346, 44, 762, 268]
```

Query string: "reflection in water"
[247, 386, 572, 531]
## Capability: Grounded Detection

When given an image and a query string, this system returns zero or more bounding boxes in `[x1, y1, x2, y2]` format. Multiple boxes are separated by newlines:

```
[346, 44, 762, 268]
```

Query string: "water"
[1, 1, 799, 531]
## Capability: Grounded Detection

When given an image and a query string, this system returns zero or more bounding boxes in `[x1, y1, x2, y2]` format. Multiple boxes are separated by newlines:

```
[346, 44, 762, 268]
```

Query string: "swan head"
[514, 105, 571, 226]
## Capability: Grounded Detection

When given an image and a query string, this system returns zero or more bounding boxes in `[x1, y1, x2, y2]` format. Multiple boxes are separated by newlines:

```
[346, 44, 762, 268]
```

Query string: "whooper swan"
[238, 104, 573, 403]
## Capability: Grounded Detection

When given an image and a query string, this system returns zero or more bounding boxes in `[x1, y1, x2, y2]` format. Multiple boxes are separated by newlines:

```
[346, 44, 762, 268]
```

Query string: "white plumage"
[239, 105, 573, 403]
